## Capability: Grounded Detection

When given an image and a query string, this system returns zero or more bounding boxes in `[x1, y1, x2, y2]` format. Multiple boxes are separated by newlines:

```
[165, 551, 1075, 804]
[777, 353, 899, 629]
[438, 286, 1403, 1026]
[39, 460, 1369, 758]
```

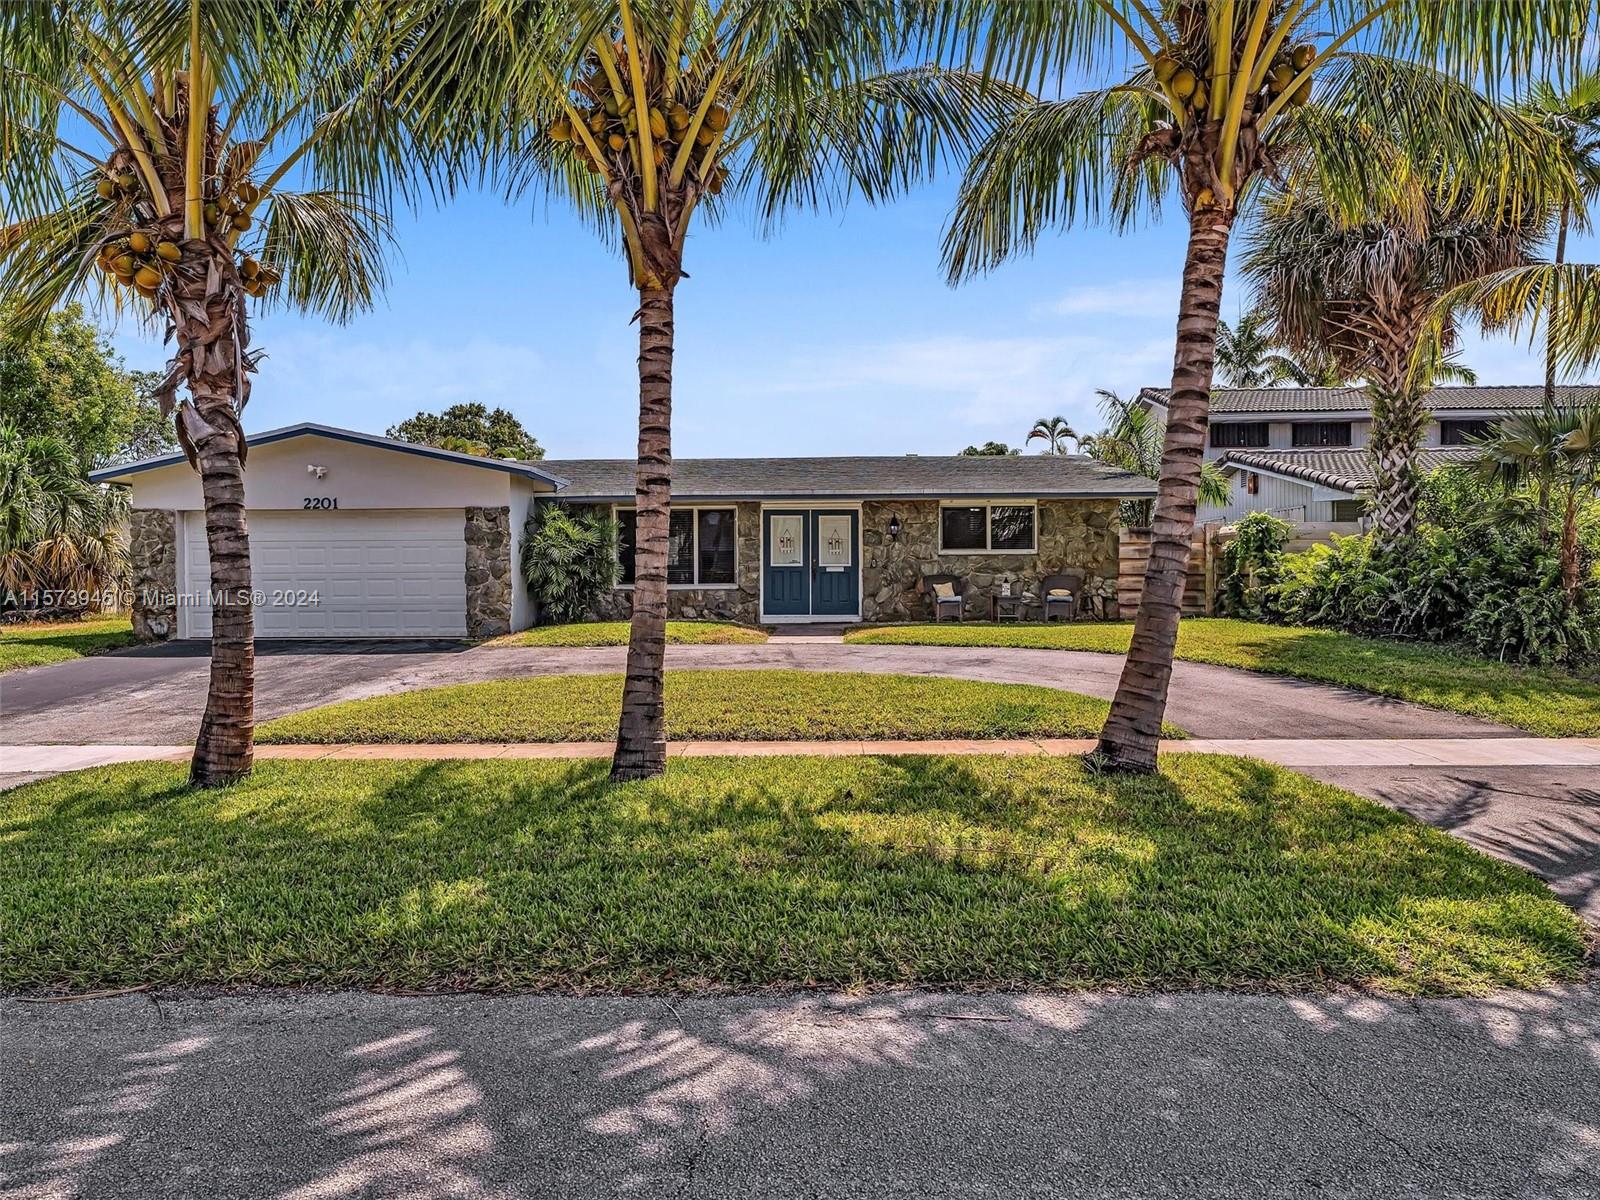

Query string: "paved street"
[4, 986, 1599, 1200]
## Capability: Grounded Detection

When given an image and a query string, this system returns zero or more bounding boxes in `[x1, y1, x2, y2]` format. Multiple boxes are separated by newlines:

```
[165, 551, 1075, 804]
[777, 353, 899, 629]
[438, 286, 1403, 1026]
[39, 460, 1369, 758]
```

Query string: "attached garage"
[179, 509, 469, 639]
[94, 423, 565, 641]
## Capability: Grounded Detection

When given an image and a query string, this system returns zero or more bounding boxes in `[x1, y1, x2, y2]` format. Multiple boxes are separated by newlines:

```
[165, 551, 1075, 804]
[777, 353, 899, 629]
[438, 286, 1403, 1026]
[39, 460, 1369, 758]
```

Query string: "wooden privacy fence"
[1116, 523, 1362, 618]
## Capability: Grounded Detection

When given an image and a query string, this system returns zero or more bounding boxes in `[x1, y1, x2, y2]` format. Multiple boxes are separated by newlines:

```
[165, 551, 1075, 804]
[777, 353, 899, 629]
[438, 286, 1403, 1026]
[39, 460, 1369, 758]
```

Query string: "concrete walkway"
[0, 639, 1520, 744]
[4, 985, 1598, 1199]
[8, 736, 1600, 775]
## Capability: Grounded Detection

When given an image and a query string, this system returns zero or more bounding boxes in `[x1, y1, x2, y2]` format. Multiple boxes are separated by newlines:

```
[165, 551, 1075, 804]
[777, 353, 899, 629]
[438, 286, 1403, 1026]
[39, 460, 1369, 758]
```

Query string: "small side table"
[990, 594, 1028, 622]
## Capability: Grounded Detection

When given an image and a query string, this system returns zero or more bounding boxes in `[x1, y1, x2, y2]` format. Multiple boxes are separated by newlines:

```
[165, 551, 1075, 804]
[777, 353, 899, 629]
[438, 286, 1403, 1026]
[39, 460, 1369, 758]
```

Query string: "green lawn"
[491, 620, 767, 647]
[2, 754, 1583, 995]
[260, 670, 1178, 743]
[846, 618, 1600, 738]
[0, 615, 135, 673]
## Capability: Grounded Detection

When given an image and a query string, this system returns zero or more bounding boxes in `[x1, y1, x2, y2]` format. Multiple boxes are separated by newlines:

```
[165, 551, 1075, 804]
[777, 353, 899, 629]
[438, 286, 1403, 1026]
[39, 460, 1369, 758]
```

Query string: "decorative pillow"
[932, 581, 956, 600]
[1048, 588, 1073, 598]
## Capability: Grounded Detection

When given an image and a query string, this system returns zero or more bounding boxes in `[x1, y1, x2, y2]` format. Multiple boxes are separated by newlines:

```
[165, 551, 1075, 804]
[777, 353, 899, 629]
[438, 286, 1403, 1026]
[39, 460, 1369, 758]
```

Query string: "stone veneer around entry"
[861, 499, 1120, 621]
[464, 505, 513, 638]
[580, 498, 1119, 623]
[128, 508, 178, 642]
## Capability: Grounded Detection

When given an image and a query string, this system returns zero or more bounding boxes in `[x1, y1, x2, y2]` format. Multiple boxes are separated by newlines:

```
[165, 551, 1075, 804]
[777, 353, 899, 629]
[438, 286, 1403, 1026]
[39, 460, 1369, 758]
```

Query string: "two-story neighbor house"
[1137, 385, 1585, 524]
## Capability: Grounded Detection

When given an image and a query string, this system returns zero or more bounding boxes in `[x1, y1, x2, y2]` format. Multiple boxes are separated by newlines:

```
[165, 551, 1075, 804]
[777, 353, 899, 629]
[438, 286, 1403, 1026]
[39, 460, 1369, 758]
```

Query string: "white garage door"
[182, 509, 467, 638]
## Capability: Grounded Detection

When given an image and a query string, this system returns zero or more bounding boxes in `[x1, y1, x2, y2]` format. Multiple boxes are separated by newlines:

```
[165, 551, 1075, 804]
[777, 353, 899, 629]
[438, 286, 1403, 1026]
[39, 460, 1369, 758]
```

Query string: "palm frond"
[256, 190, 393, 323]
[943, 81, 1170, 282]
[1430, 263, 1600, 378]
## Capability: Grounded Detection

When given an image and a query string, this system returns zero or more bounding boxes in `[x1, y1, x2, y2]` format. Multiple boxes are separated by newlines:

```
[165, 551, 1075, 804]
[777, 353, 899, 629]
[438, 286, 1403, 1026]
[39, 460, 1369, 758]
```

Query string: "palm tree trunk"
[176, 283, 255, 787]
[1096, 206, 1234, 773]
[1560, 485, 1581, 598]
[1366, 383, 1428, 545]
[612, 284, 675, 781]
[1545, 200, 1568, 411]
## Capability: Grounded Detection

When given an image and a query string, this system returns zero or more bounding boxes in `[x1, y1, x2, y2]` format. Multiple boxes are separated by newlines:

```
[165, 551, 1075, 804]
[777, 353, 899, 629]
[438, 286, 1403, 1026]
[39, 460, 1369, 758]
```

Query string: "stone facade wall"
[861, 499, 1120, 621]
[464, 505, 512, 638]
[129, 508, 178, 641]
[591, 500, 762, 625]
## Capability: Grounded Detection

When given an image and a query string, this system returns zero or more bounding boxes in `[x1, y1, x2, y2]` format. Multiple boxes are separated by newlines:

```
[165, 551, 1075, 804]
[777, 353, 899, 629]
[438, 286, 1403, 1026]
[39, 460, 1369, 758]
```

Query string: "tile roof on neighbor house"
[542, 455, 1157, 502]
[1138, 384, 1599, 415]
[1216, 447, 1478, 492]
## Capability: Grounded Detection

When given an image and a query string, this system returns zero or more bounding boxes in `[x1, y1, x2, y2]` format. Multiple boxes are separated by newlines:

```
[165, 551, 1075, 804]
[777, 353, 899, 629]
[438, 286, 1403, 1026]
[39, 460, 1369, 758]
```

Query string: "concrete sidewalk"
[7, 736, 1600, 776]
[4, 986, 1598, 1199]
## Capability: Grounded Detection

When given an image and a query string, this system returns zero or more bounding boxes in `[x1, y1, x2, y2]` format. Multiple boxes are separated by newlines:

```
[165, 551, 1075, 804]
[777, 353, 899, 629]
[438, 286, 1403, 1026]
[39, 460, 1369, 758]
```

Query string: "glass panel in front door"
[816, 515, 851, 567]
[770, 515, 803, 566]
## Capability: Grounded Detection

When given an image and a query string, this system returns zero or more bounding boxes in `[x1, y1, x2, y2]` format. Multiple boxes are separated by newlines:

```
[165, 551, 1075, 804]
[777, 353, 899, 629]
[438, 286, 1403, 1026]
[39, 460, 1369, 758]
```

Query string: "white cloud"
[748, 330, 1172, 439]
[1040, 279, 1179, 319]
[245, 332, 547, 425]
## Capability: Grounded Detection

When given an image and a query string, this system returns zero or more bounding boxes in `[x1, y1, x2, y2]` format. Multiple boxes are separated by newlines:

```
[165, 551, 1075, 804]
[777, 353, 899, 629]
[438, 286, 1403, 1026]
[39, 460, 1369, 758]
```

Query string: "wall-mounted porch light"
[887, 514, 902, 542]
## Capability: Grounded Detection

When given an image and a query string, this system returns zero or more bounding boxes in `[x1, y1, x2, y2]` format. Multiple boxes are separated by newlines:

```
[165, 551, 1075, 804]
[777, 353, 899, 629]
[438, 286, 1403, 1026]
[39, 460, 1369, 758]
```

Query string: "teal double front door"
[762, 508, 860, 619]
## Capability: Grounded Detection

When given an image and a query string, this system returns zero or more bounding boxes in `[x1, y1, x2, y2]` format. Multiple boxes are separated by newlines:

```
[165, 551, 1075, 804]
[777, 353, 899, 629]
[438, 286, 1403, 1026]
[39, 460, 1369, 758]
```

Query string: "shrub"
[1216, 512, 1293, 619]
[521, 504, 618, 625]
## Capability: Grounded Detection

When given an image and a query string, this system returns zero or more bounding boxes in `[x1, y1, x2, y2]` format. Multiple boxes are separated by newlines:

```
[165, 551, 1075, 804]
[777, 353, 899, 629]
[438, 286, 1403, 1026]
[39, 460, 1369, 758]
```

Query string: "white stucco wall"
[121, 433, 534, 511]
[509, 479, 538, 630]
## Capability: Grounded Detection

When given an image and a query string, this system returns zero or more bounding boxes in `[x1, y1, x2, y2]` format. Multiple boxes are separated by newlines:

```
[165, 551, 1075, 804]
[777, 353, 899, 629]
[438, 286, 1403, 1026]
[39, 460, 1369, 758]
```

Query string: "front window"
[939, 503, 1037, 553]
[1291, 421, 1352, 447]
[617, 507, 737, 586]
[1211, 421, 1269, 448]
[1440, 419, 1495, 446]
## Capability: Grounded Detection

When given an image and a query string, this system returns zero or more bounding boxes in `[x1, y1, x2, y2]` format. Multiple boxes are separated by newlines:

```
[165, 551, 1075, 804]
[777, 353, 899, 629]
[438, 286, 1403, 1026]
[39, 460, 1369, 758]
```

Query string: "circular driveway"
[0, 638, 1516, 745]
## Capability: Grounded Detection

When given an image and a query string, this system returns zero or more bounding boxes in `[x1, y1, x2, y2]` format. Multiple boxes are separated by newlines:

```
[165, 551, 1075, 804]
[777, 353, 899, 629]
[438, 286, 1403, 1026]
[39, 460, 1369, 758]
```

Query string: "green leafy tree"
[388, 402, 545, 460]
[1026, 414, 1078, 454]
[942, 0, 1581, 771]
[2, 0, 418, 785]
[403, 0, 999, 779]
[1243, 183, 1541, 542]
[960, 440, 1019, 456]
[0, 302, 173, 467]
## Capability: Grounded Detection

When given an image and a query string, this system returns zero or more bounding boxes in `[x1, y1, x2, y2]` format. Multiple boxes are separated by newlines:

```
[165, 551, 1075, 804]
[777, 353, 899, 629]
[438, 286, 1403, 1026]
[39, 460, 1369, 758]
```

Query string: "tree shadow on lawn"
[0, 754, 1583, 996]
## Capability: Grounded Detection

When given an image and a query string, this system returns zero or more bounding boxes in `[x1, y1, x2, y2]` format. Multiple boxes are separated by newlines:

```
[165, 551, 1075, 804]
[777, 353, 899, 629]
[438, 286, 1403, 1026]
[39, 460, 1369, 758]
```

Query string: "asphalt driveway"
[5, 985, 1598, 1199]
[0, 638, 1516, 744]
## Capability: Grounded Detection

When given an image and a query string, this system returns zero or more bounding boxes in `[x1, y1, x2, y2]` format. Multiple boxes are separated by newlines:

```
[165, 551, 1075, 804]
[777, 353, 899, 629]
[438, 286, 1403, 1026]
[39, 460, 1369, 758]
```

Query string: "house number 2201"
[303, 497, 339, 510]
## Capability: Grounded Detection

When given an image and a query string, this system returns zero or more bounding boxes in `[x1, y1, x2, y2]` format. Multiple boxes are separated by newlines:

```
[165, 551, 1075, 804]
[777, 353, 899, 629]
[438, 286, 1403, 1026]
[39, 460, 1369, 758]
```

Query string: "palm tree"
[1215, 310, 1290, 386]
[0, 421, 125, 606]
[1520, 71, 1600, 408]
[402, 1, 998, 780]
[941, 1, 1580, 771]
[1086, 389, 1229, 527]
[1026, 414, 1078, 454]
[1, 1, 409, 785]
[1242, 183, 1544, 542]
[1474, 402, 1600, 597]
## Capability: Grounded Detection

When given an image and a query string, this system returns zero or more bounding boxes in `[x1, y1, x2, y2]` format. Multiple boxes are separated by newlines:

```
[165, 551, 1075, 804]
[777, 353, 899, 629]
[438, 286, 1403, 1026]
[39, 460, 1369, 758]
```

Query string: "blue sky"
[106, 171, 1594, 460]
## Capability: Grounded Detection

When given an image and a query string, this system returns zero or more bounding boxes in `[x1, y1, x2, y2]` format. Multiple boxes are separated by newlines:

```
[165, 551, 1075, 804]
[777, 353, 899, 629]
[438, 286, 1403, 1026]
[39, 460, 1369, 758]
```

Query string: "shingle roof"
[1216, 447, 1477, 491]
[1139, 384, 1599, 415]
[543, 455, 1156, 501]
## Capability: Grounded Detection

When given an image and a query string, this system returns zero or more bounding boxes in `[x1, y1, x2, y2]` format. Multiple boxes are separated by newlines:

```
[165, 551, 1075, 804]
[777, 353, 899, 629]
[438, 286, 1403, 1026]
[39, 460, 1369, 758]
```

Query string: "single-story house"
[1208, 446, 1477, 524]
[93, 422, 1156, 639]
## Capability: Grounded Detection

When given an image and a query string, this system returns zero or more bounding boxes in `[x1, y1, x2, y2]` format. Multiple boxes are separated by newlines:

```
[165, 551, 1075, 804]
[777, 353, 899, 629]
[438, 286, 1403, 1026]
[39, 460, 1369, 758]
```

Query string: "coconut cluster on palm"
[91, 146, 280, 305]
[550, 44, 730, 198]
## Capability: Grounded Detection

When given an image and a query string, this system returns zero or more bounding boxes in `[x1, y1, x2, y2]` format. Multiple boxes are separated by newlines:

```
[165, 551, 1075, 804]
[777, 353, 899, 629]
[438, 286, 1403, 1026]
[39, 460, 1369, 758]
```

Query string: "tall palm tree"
[941, 0, 1581, 771]
[1520, 71, 1600, 408]
[1, 0, 410, 785]
[1474, 401, 1600, 597]
[1026, 414, 1078, 453]
[403, 0, 999, 780]
[1243, 183, 1543, 542]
